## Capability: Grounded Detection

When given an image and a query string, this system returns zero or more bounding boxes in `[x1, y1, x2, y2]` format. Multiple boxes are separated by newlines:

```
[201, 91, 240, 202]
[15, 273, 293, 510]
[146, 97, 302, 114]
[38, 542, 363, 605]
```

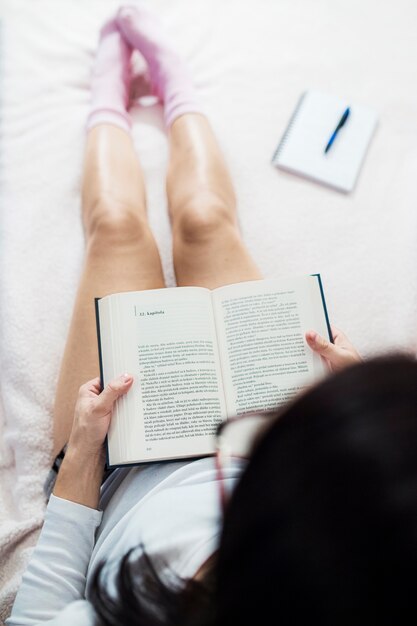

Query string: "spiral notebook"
[271, 90, 378, 193]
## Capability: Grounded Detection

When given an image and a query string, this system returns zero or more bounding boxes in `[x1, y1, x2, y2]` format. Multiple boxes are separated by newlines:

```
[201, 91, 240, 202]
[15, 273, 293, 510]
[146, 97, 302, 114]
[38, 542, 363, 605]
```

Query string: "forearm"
[52, 372, 133, 508]
[53, 446, 105, 510]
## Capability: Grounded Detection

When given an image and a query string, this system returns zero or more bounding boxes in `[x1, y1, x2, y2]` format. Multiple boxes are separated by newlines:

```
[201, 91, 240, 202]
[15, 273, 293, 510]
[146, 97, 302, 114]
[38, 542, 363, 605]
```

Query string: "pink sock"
[116, 5, 203, 128]
[86, 18, 133, 134]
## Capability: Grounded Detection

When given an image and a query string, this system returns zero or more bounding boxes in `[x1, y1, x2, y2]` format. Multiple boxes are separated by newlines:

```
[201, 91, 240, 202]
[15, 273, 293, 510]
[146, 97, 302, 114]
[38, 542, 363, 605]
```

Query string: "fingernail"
[120, 373, 133, 383]
[308, 332, 317, 342]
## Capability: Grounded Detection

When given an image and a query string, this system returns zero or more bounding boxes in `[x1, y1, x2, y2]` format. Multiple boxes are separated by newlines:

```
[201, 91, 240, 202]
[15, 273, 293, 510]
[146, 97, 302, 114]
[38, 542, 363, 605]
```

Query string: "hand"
[67, 373, 134, 458]
[305, 325, 361, 372]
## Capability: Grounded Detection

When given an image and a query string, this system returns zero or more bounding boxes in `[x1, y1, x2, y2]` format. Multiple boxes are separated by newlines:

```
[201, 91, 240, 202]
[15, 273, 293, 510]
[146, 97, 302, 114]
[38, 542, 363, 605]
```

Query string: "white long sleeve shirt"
[6, 457, 244, 625]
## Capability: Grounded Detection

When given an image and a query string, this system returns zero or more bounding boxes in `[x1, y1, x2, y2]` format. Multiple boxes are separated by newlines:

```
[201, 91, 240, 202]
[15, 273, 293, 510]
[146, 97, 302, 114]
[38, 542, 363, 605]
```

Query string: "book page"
[212, 276, 329, 418]
[99, 287, 226, 466]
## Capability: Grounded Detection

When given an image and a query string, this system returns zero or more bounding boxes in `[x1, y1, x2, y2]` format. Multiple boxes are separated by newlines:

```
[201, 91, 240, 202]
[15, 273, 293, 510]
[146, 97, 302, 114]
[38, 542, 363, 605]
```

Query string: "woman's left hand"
[305, 325, 361, 372]
[67, 373, 134, 458]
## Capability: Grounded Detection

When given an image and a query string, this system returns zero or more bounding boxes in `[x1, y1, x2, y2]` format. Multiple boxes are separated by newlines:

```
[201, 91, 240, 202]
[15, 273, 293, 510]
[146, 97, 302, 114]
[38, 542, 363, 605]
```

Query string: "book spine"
[94, 298, 104, 389]
[271, 91, 307, 165]
[94, 297, 111, 470]
[312, 274, 334, 344]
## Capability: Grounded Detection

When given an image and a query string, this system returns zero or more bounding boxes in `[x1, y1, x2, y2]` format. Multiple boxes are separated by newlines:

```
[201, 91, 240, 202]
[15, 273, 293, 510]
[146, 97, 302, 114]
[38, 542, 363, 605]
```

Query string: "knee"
[174, 194, 236, 245]
[86, 197, 148, 248]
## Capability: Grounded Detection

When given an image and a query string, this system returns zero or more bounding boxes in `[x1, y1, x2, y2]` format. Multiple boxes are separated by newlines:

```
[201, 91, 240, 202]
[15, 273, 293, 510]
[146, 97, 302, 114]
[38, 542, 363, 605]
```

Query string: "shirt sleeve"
[6, 494, 103, 626]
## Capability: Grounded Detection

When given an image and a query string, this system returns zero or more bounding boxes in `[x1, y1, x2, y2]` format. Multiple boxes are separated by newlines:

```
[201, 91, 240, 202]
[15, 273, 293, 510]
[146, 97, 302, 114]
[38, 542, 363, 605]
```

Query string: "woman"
[6, 5, 360, 625]
[213, 355, 417, 625]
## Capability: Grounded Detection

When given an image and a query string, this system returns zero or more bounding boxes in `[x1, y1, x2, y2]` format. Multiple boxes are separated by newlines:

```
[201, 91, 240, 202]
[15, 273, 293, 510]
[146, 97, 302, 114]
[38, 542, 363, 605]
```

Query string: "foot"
[86, 18, 133, 133]
[116, 5, 203, 127]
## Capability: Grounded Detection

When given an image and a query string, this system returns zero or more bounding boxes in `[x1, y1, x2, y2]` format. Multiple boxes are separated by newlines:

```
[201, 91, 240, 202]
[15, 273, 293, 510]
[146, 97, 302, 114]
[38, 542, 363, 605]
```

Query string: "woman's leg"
[52, 124, 165, 459]
[116, 6, 261, 288]
[167, 113, 262, 289]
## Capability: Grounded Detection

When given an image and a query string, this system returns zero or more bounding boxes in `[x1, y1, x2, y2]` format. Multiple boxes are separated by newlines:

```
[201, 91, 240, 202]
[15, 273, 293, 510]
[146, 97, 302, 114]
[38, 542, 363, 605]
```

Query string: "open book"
[95, 275, 332, 468]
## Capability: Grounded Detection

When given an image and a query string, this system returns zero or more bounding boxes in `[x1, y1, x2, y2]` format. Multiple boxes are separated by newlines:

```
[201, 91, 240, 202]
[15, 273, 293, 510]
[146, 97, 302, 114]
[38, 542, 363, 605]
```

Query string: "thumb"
[96, 373, 134, 414]
[305, 331, 347, 369]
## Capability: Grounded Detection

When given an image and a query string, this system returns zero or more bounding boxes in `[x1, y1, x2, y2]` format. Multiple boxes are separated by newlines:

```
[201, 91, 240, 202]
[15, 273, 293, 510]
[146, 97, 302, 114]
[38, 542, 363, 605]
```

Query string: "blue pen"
[324, 107, 350, 153]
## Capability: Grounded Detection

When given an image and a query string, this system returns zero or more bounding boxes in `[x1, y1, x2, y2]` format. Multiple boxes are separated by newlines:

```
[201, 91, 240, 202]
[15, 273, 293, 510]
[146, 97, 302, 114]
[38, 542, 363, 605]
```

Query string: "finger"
[94, 373, 134, 414]
[330, 326, 357, 352]
[330, 325, 348, 343]
[305, 331, 349, 368]
[89, 377, 103, 394]
[79, 377, 102, 397]
[329, 325, 341, 340]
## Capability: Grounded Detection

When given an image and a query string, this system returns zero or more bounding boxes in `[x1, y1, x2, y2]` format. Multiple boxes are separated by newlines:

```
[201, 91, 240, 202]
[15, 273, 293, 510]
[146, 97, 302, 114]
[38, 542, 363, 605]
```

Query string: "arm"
[53, 446, 104, 509]
[53, 372, 133, 508]
[5, 495, 102, 625]
[6, 374, 133, 625]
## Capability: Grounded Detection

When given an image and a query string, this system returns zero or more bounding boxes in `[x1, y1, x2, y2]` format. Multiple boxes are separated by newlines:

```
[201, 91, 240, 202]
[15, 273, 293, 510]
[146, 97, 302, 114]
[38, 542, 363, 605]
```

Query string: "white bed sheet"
[1, 0, 417, 621]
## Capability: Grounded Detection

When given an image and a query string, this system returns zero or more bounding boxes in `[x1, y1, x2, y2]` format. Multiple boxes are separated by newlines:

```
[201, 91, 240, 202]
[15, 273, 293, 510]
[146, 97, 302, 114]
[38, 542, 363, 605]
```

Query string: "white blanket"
[1, 0, 417, 621]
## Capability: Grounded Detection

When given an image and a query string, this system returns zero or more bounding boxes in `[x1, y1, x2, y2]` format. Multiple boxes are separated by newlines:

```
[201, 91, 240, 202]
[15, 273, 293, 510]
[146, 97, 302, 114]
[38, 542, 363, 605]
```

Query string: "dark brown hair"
[216, 355, 417, 625]
[90, 355, 417, 625]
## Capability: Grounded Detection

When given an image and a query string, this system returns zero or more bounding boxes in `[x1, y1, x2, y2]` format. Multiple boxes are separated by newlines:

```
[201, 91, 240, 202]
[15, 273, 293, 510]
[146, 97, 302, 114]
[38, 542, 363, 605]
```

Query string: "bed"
[1, 0, 417, 621]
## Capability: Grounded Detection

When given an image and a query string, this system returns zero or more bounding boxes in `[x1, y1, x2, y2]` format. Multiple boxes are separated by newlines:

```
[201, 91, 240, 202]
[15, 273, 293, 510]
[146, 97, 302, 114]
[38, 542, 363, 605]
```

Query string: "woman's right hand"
[305, 325, 361, 372]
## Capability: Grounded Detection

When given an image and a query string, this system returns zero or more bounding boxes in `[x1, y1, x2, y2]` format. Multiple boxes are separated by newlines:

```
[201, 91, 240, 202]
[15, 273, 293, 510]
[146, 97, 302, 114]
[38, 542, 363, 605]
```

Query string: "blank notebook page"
[272, 90, 378, 192]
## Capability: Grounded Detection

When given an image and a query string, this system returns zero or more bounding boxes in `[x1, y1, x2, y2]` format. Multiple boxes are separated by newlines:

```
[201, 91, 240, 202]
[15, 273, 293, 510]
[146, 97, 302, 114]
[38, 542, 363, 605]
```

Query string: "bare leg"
[167, 113, 262, 289]
[52, 125, 165, 458]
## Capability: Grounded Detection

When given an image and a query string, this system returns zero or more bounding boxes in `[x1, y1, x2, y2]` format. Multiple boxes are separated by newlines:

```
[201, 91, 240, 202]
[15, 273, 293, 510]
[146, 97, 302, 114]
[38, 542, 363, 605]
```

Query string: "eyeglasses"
[214, 412, 276, 513]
